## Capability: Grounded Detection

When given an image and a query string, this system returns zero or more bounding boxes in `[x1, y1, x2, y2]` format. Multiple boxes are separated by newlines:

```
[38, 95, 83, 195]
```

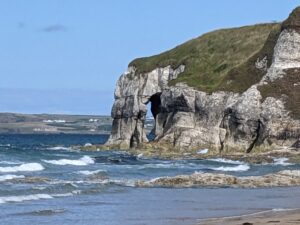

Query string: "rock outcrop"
[136, 170, 300, 188]
[106, 7, 300, 152]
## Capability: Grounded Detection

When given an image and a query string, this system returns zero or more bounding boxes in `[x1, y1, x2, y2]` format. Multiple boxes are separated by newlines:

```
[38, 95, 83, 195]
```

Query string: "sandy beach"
[197, 209, 300, 225]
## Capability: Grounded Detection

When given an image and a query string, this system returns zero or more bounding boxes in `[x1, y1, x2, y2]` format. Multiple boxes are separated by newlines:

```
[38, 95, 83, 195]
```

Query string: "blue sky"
[0, 0, 299, 115]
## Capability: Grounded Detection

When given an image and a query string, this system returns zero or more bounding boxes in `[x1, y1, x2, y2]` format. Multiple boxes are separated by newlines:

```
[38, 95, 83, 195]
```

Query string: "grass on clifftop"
[129, 23, 280, 93]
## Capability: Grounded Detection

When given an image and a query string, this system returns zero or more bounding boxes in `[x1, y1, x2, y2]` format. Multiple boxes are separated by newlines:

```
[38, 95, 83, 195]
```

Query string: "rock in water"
[105, 7, 300, 152]
[135, 170, 300, 188]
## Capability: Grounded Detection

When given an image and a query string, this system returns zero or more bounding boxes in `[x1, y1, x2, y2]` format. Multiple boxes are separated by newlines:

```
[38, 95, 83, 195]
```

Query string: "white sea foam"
[208, 158, 243, 165]
[51, 191, 80, 197]
[47, 146, 72, 151]
[0, 163, 44, 173]
[0, 174, 25, 182]
[137, 153, 144, 158]
[211, 164, 250, 172]
[273, 158, 294, 166]
[197, 149, 208, 154]
[0, 144, 11, 147]
[0, 191, 80, 204]
[77, 169, 106, 175]
[135, 162, 201, 170]
[271, 208, 298, 212]
[139, 163, 178, 169]
[43, 156, 94, 166]
[32, 186, 47, 190]
[0, 194, 53, 204]
[0, 161, 22, 165]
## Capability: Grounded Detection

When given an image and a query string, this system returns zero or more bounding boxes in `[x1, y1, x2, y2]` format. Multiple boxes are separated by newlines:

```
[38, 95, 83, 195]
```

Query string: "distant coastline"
[0, 112, 154, 135]
[0, 113, 112, 134]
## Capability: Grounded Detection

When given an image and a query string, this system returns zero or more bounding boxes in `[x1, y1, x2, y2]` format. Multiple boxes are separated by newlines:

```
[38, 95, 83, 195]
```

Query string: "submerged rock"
[9, 176, 51, 184]
[135, 170, 300, 188]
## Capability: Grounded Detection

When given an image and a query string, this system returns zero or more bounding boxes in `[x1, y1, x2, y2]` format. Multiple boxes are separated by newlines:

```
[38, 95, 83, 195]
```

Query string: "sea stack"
[106, 7, 300, 152]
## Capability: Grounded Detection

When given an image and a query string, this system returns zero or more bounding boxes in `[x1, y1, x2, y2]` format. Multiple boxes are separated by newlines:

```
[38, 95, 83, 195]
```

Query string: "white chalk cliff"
[106, 8, 300, 152]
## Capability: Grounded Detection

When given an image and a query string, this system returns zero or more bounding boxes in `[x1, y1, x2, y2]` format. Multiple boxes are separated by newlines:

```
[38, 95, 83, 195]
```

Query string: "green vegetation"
[258, 68, 300, 119]
[128, 19, 300, 118]
[129, 23, 280, 93]
[218, 25, 281, 93]
[282, 6, 300, 30]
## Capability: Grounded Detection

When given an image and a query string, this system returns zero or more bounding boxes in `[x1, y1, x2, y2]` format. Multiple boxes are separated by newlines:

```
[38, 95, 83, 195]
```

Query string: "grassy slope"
[258, 68, 300, 119]
[129, 23, 280, 93]
[129, 16, 300, 119]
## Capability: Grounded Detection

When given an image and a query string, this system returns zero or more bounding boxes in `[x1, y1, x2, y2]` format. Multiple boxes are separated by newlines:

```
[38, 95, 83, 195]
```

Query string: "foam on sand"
[43, 156, 94, 166]
[0, 163, 44, 173]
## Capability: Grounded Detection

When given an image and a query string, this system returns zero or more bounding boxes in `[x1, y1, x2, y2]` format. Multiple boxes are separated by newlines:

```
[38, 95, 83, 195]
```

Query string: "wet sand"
[197, 209, 300, 225]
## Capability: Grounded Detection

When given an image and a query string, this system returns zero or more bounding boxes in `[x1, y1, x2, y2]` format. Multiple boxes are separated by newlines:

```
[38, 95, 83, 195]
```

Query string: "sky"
[0, 0, 299, 115]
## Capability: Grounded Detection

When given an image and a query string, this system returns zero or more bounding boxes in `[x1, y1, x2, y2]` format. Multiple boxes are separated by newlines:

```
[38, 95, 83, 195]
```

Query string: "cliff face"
[106, 8, 300, 152]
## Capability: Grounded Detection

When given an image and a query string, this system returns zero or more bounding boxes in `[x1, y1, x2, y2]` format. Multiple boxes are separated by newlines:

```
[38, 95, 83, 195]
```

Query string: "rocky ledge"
[105, 7, 300, 153]
[136, 170, 300, 188]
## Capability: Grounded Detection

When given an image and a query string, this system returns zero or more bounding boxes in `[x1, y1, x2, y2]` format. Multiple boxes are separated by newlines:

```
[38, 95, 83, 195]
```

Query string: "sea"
[0, 134, 300, 225]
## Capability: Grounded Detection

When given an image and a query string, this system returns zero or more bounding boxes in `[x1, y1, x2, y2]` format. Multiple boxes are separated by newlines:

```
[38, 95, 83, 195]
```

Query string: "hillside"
[129, 23, 280, 93]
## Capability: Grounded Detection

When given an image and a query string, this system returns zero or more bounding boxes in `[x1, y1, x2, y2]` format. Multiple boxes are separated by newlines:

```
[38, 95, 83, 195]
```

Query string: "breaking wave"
[77, 170, 106, 175]
[0, 194, 53, 204]
[0, 163, 44, 173]
[0, 161, 22, 165]
[208, 158, 244, 165]
[0, 190, 81, 204]
[47, 146, 73, 151]
[211, 164, 250, 172]
[273, 158, 294, 166]
[0, 174, 25, 182]
[43, 156, 94, 166]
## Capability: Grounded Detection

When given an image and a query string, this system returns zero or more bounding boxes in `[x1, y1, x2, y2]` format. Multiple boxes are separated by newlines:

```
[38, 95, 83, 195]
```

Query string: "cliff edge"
[105, 7, 300, 153]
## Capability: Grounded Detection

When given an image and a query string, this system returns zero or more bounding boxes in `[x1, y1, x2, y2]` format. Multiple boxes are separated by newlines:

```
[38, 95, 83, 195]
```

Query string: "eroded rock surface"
[106, 8, 300, 152]
[136, 170, 300, 188]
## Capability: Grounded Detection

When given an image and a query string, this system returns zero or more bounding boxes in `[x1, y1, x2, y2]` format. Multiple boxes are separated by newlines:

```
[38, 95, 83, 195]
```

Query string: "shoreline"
[81, 143, 300, 164]
[197, 208, 300, 225]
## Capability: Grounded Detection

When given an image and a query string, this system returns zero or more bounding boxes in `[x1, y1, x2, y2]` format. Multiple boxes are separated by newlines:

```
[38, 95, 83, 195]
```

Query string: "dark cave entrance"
[145, 93, 161, 141]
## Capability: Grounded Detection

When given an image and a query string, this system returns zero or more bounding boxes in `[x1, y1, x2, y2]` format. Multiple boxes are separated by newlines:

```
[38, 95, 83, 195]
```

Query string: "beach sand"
[197, 209, 300, 225]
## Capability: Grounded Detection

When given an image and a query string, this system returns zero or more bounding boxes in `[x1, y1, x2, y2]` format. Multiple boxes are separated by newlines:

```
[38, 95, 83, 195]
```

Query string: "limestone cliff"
[106, 7, 300, 152]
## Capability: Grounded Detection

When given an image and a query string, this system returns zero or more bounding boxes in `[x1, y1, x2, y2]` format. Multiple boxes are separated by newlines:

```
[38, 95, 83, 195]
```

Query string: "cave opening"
[144, 93, 162, 141]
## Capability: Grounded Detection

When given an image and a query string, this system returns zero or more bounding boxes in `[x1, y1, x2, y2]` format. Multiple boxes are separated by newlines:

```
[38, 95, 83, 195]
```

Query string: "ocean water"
[0, 134, 300, 225]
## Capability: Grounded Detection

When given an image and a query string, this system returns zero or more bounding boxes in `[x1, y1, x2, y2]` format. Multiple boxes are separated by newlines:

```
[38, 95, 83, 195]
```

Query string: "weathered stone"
[105, 10, 300, 152]
[135, 170, 300, 188]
